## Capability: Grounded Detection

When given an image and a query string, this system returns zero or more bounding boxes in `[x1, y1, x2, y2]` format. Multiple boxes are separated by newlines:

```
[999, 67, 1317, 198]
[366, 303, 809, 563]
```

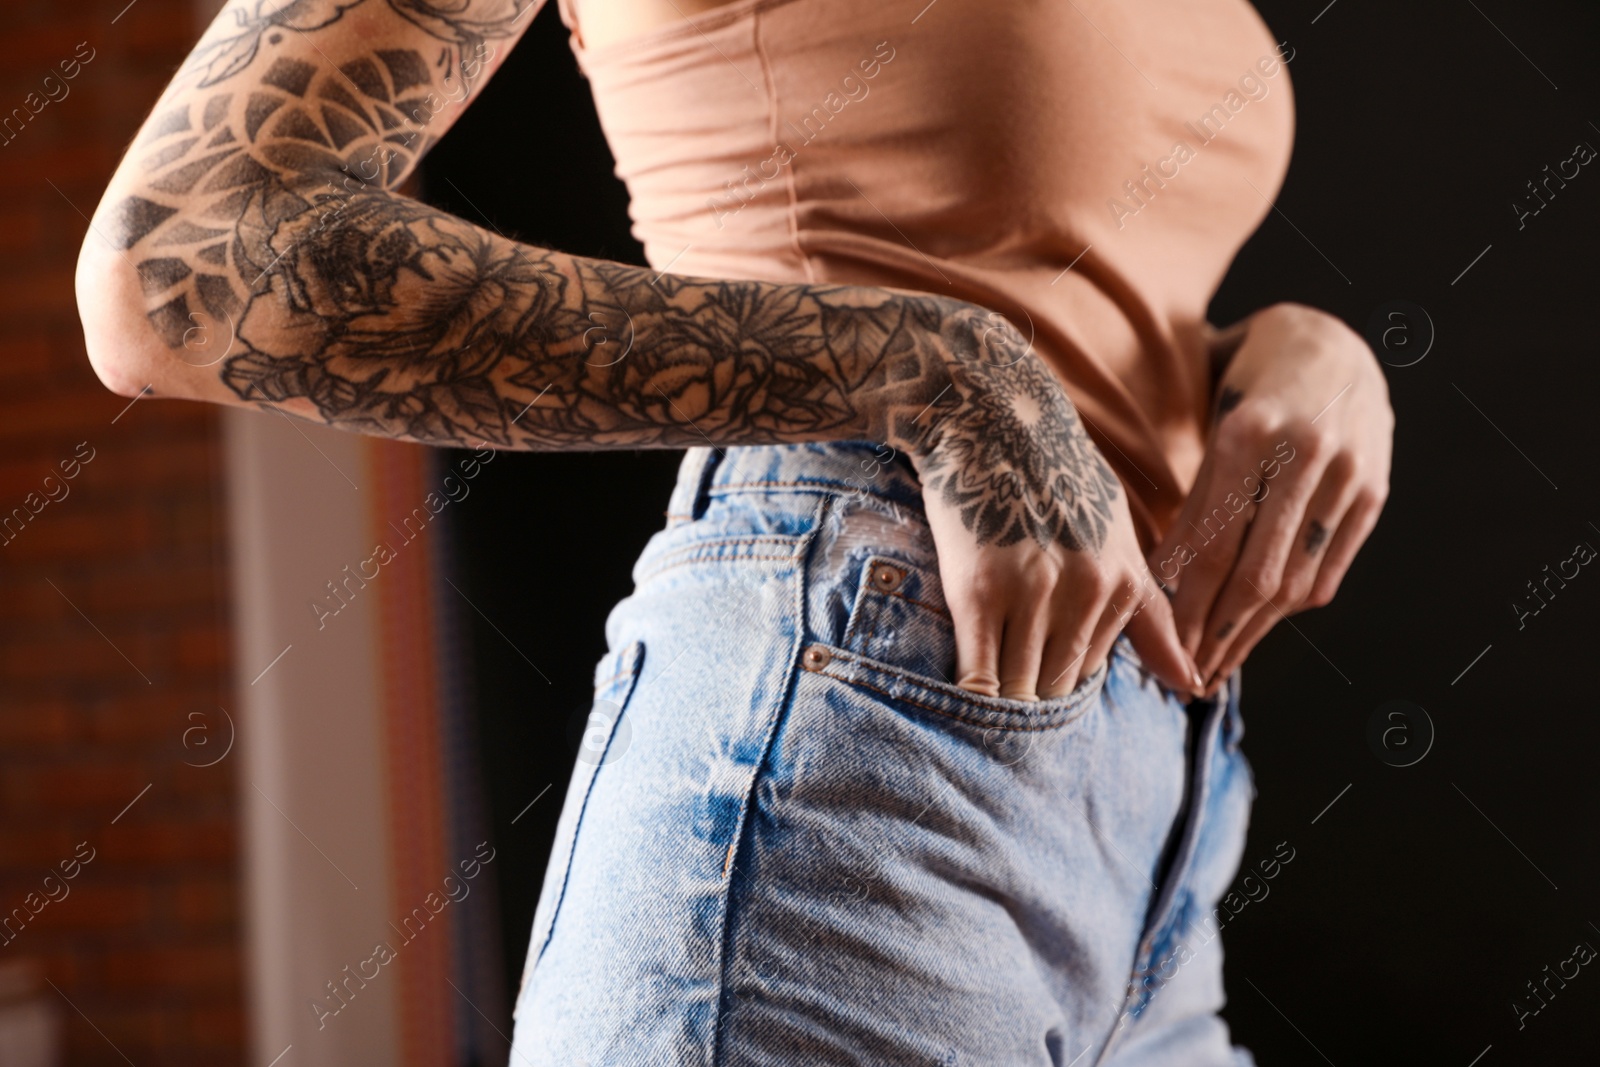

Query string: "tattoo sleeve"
[91, 0, 1119, 553]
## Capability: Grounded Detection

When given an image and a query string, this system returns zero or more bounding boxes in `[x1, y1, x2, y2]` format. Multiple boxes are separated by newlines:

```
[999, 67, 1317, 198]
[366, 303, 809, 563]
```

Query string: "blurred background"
[1, 0, 1597, 1063]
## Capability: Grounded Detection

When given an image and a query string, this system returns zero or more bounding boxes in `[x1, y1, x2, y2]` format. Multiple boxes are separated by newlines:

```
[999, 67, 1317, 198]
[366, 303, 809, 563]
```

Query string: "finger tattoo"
[1305, 519, 1329, 555]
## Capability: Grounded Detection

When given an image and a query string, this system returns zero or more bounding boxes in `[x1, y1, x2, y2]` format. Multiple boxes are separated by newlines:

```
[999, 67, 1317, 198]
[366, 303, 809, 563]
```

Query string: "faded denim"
[509, 441, 1257, 1066]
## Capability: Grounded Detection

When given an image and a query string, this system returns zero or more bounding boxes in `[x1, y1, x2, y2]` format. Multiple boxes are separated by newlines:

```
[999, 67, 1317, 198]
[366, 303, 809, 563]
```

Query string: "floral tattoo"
[107, 0, 1119, 555]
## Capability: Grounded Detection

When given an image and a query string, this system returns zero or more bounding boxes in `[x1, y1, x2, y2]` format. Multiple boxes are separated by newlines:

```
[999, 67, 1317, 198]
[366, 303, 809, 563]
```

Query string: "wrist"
[865, 292, 985, 462]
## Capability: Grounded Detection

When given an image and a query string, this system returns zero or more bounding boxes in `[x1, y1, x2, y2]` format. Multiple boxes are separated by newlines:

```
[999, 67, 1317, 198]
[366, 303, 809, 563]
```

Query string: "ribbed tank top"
[555, 0, 1295, 550]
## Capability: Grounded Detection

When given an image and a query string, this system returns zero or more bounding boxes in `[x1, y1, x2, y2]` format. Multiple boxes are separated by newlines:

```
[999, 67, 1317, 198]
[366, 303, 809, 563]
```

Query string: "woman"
[76, 0, 1392, 1061]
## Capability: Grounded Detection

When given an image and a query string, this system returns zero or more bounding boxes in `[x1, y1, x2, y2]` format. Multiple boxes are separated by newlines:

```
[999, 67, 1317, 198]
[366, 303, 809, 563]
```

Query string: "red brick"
[0, 5, 240, 1060]
[73, 561, 223, 617]
[79, 436, 223, 493]
[101, 943, 239, 993]
[0, 449, 84, 498]
[0, 628, 157, 683]
[0, 697, 76, 746]
[0, 828, 80, 868]
[2, 763, 151, 814]
[185, 1001, 247, 1049]
[60, 1002, 165, 1053]
[28, 882, 155, 932]
[172, 878, 238, 930]
[0, 266, 76, 320]
[0, 139, 107, 193]
[0, 384, 130, 444]
[0, 504, 159, 564]
[157, 494, 224, 553]
[97, 818, 235, 865]
[0, 210, 46, 257]
[82, 686, 223, 745]
[0, 22, 100, 69]
[174, 623, 228, 672]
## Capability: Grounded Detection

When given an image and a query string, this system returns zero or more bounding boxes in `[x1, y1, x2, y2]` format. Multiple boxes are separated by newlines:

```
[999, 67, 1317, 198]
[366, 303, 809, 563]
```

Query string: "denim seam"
[637, 554, 801, 587]
[1093, 686, 1229, 1066]
[812, 666, 1100, 733]
[649, 535, 802, 558]
[528, 640, 645, 971]
[634, 536, 805, 584]
[887, 587, 950, 618]
[707, 478, 930, 515]
[708, 494, 831, 1066]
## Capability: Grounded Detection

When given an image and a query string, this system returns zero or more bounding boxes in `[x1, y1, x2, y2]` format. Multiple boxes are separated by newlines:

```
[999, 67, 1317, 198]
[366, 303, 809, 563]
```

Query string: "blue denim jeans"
[509, 442, 1257, 1066]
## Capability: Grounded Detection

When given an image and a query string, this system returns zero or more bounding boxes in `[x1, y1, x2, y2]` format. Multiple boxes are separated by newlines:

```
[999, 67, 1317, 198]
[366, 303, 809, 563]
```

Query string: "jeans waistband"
[666, 442, 929, 521]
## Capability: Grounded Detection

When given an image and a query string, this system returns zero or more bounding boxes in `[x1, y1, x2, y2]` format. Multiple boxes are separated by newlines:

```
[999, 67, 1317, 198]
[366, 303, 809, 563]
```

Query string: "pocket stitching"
[834, 552, 1105, 728]
[812, 645, 1106, 733]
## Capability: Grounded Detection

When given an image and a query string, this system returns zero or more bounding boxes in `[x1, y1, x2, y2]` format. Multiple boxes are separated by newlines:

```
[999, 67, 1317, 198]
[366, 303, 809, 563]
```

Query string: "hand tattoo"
[912, 317, 1120, 553]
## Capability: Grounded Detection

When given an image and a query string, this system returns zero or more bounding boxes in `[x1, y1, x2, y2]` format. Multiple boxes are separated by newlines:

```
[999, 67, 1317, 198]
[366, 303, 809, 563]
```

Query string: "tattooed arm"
[76, 0, 1200, 699]
[76, 0, 974, 453]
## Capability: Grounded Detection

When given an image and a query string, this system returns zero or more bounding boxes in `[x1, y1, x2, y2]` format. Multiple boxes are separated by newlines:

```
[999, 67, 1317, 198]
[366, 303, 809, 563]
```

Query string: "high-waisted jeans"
[508, 441, 1257, 1066]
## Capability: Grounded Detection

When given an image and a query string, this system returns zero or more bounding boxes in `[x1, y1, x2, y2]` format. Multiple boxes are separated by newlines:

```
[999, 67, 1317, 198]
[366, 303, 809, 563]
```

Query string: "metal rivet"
[801, 645, 832, 670]
[870, 563, 904, 592]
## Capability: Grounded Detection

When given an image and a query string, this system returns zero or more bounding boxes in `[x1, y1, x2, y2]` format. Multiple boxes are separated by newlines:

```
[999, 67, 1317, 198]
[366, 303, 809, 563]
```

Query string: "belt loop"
[688, 447, 725, 520]
[664, 447, 724, 523]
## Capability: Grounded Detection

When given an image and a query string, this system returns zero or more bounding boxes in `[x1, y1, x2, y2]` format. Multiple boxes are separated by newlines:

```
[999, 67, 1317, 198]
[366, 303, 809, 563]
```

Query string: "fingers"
[1123, 571, 1203, 697]
[950, 577, 1005, 698]
[1194, 447, 1336, 679]
[1201, 485, 1385, 693]
[1037, 628, 1090, 700]
[1305, 488, 1384, 609]
[956, 558, 1201, 703]
[1200, 461, 1353, 679]
[1081, 595, 1127, 683]
[997, 595, 1050, 700]
[1037, 576, 1103, 699]
[1168, 487, 1256, 656]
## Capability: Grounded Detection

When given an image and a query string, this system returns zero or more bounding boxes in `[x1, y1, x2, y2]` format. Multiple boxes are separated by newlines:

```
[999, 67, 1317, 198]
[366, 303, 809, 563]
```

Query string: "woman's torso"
[556, 0, 1294, 549]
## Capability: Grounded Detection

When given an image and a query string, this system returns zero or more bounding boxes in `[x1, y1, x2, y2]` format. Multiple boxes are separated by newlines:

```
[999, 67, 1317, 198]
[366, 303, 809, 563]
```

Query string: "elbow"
[75, 231, 162, 399]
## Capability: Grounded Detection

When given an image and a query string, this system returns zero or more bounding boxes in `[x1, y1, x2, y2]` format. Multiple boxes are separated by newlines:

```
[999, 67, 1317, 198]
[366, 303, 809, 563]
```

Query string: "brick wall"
[0, 2, 243, 1064]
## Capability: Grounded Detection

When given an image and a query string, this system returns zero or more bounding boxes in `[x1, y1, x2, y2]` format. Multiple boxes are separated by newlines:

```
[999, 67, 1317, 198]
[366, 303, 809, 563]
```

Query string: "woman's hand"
[906, 307, 1204, 702]
[1153, 303, 1394, 695]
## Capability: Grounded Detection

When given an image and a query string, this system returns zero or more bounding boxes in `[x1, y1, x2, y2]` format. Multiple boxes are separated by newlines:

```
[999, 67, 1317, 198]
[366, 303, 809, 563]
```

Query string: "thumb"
[1124, 571, 1203, 698]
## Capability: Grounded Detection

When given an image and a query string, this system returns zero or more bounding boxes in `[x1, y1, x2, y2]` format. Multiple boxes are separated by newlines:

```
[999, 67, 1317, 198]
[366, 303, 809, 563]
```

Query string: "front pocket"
[521, 639, 646, 979]
[809, 553, 1108, 733]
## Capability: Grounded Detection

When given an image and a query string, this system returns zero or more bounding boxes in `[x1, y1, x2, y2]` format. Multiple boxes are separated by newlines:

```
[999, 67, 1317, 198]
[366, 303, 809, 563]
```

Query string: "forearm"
[224, 209, 978, 455]
[74, 0, 987, 453]
[83, 182, 977, 453]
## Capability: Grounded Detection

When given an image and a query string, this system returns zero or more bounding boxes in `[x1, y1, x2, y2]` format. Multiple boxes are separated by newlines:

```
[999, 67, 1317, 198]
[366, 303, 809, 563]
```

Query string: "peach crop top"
[555, 0, 1295, 550]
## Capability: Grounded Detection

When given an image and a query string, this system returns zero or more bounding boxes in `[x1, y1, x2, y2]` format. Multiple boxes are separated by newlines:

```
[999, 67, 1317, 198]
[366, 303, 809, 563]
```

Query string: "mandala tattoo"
[911, 339, 1119, 552]
[106, 0, 1120, 555]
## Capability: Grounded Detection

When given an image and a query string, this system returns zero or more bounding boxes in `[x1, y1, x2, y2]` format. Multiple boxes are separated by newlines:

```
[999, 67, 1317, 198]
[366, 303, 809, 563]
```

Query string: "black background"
[423, 0, 1600, 1061]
